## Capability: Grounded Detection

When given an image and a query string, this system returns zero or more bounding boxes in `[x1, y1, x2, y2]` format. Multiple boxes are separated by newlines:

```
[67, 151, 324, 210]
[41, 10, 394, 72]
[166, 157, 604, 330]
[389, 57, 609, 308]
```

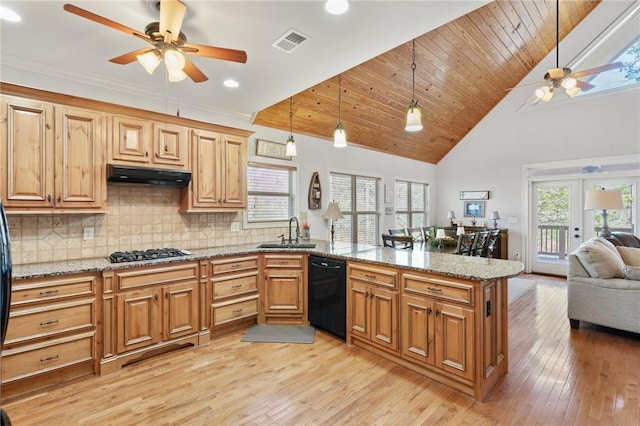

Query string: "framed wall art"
[464, 201, 485, 217]
[459, 190, 489, 200]
[256, 139, 292, 160]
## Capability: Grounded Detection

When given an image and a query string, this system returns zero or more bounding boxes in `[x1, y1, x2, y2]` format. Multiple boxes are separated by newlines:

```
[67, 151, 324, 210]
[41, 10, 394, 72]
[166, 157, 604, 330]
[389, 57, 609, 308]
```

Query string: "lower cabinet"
[260, 253, 306, 325]
[348, 263, 399, 354]
[101, 262, 200, 373]
[1, 272, 98, 400]
[209, 255, 259, 334]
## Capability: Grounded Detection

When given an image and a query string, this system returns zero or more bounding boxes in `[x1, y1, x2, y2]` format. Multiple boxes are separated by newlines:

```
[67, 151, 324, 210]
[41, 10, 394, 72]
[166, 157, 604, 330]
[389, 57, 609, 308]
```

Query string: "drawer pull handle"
[364, 274, 376, 280]
[231, 264, 243, 269]
[232, 308, 243, 313]
[40, 319, 60, 327]
[39, 289, 59, 296]
[231, 284, 242, 289]
[427, 287, 442, 292]
[40, 355, 59, 363]
[278, 261, 288, 265]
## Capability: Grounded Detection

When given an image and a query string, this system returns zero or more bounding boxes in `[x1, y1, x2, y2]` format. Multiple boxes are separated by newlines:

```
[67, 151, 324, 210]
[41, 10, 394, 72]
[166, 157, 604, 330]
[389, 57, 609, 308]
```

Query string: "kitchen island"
[9, 240, 523, 402]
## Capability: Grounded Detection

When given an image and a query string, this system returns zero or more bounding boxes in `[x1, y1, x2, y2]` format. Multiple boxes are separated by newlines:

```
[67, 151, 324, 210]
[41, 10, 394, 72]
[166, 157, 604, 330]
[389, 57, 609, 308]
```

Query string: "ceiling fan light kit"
[405, 39, 423, 132]
[137, 50, 161, 74]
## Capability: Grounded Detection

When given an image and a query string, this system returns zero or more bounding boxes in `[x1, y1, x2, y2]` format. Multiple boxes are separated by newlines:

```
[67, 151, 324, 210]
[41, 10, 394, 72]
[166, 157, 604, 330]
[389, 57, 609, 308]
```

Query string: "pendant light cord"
[411, 39, 417, 101]
[289, 97, 293, 136]
[338, 74, 342, 124]
[556, 0, 559, 68]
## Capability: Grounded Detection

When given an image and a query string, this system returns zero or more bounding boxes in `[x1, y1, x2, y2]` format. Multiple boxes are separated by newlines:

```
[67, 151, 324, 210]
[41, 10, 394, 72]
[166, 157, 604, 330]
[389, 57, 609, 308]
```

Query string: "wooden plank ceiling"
[253, 0, 601, 164]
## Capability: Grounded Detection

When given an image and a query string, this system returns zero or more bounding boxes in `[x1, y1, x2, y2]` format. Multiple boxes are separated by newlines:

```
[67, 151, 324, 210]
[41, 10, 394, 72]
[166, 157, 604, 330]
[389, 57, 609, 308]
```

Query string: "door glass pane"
[536, 185, 570, 261]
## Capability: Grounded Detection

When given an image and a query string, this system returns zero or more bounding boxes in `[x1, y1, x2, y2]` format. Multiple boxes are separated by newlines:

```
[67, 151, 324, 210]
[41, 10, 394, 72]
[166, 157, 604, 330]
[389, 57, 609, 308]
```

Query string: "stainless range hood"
[107, 164, 192, 188]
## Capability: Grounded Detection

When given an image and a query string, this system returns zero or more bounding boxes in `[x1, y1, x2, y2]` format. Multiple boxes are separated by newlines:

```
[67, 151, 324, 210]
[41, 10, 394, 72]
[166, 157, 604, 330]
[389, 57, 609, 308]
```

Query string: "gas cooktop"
[109, 248, 190, 263]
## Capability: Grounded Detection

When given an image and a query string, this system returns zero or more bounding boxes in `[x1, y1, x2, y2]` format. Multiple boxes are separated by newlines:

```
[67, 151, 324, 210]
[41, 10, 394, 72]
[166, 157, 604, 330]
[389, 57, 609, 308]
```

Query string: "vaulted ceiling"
[253, 0, 601, 164]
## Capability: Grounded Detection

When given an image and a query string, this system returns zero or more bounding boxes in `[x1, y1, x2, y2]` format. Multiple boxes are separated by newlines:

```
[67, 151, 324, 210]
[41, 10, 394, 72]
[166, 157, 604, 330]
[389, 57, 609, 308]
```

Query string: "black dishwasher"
[308, 256, 346, 340]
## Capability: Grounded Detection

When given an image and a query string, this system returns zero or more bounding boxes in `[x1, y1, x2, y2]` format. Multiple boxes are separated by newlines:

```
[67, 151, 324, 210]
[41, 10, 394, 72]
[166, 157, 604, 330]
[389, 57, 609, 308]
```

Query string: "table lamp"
[436, 228, 446, 252]
[323, 201, 344, 244]
[584, 189, 623, 237]
[491, 211, 500, 229]
[447, 211, 456, 226]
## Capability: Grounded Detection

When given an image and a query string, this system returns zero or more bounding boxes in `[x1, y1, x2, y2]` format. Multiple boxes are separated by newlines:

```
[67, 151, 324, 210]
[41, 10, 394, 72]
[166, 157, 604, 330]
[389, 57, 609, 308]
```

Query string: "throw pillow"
[574, 240, 625, 278]
[623, 265, 640, 280]
[616, 246, 640, 267]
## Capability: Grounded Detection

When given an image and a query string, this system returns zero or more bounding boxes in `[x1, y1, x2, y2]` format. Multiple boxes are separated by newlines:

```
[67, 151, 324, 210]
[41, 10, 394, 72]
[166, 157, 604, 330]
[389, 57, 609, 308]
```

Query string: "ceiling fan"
[63, 0, 247, 83]
[506, 0, 622, 102]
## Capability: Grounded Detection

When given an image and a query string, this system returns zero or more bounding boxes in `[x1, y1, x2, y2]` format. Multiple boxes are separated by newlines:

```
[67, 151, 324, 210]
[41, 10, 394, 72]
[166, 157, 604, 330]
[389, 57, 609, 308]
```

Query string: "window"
[395, 180, 429, 229]
[330, 172, 380, 245]
[246, 162, 297, 224]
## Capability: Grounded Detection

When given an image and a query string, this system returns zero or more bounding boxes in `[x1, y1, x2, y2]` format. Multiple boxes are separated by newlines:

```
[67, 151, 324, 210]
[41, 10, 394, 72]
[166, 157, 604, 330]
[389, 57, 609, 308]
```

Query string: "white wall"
[436, 0, 640, 261]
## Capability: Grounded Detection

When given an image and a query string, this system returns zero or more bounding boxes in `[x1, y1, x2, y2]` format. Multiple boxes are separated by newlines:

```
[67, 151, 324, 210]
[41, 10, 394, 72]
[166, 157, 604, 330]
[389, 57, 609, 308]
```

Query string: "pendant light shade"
[334, 74, 347, 148]
[405, 39, 423, 132]
[286, 97, 297, 156]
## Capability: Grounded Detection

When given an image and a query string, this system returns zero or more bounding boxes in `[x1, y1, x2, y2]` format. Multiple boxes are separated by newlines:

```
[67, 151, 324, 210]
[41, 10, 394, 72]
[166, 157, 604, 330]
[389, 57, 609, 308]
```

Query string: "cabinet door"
[0, 96, 54, 208]
[152, 122, 187, 168]
[111, 115, 151, 164]
[188, 129, 222, 208]
[55, 107, 105, 209]
[349, 281, 369, 341]
[163, 282, 198, 340]
[435, 302, 474, 380]
[401, 294, 435, 365]
[116, 288, 160, 353]
[369, 286, 399, 352]
[221, 134, 247, 208]
[263, 269, 304, 314]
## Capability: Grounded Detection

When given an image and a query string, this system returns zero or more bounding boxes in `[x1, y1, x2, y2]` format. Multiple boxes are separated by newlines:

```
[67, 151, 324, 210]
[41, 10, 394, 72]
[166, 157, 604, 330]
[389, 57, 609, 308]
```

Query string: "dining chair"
[388, 228, 409, 236]
[485, 229, 501, 258]
[455, 232, 476, 256]
[472, 230, 491, 256]
[382, 234, 414, 250]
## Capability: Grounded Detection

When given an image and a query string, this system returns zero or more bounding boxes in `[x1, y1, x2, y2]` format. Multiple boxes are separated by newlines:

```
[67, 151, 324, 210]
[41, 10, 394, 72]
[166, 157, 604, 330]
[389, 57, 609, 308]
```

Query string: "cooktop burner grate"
[109, 248, 188, 263]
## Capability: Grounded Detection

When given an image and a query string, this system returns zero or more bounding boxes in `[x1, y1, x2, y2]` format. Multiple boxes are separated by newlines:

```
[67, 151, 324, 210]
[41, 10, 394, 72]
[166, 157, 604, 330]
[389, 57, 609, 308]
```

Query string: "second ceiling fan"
[63, 0, 247, 83]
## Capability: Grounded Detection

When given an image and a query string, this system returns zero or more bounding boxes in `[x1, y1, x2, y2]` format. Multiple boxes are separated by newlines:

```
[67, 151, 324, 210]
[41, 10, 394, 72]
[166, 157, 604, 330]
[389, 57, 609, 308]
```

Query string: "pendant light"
[285, 97, 297, 156]
[334, 74, 347, 148]
[405, 39, 423, 132]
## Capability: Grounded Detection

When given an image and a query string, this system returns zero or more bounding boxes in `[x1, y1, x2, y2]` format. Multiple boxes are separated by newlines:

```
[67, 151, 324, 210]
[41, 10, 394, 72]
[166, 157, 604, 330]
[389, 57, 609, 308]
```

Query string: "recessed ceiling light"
[0, 6, 21, 22]
[223, 79, 239, 88]
[325, 0, 349, 15]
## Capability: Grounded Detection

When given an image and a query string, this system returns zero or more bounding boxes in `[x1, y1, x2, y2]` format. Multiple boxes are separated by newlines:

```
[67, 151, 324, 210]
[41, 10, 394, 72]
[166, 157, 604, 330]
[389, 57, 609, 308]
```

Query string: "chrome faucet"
[288, 216, 300, 244]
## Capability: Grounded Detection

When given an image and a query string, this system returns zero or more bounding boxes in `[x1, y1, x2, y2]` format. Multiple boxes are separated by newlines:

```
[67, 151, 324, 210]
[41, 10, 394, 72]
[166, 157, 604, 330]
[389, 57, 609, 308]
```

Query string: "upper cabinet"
[180, 129, 247, 212]
[110, 115, 187, 169]
[0, 95, 106, 213]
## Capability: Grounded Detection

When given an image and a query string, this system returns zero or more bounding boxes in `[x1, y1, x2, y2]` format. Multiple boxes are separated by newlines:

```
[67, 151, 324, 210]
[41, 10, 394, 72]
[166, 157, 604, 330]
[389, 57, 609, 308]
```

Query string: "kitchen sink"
[257, 243, 316, 249]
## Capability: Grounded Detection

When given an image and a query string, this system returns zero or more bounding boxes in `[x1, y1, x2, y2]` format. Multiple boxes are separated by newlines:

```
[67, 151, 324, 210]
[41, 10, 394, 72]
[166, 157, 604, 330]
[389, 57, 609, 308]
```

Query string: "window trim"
[243, 161, 297, 230]
[394, 179, 429, 229]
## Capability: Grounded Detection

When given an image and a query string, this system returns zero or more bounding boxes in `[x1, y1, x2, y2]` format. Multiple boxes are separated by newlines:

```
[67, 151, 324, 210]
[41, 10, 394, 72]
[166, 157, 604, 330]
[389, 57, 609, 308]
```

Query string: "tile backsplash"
[8, 185, 285, 265]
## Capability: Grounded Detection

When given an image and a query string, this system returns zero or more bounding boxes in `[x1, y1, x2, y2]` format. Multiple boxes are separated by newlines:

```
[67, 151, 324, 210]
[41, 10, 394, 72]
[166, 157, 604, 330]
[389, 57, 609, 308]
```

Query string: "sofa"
[567, 234, 640, 334]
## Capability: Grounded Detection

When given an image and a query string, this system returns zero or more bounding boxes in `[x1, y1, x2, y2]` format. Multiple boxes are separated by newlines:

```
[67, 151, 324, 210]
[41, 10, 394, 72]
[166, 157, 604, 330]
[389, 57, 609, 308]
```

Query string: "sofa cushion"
[623, 265, 640, 280]
[616, 246, 640, 267]
[574, 239, 625, 278]
[606, 232, 640, 248]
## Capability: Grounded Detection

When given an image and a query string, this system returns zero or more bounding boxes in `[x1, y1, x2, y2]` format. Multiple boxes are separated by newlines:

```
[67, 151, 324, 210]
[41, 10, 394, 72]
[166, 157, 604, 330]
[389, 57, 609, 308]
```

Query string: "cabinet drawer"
[1, 332, 95, 382]
[402, 273, 474, 305]
[11, 275, 97, 306]
[5, 299, 95, 345]
[211, 256, 258, 275]
[212, 273, 258, 300]
[211, 295, 258, 326]
[349, 263, 398, 290]
[116, 262, 198, 290]
[264, 254, 304, 269]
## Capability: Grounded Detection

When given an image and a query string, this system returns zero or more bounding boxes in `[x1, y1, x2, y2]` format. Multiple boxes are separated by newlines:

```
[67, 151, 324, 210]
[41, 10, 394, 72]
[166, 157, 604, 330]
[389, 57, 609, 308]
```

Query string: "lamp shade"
[447, 211, 455, 219]
[585, 190, 623, 211]
[405, 102, 423, 132]
[491, 211, 500, 220]
[456, 226, 465, 236]
[323, 202, 344, 220]
[285, 136, 297, 156]
[333, 124, 347, 148]
[435, 229, 446, 239]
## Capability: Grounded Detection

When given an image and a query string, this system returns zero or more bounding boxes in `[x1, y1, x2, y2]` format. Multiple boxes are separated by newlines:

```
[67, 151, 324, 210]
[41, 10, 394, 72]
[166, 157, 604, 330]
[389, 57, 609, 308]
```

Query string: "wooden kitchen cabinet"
[209, 255, 259, 335]
[260, 253, 306, 325]
[347, 262, 399, 354]
[110, 115, 187, 169]
[102, 262, 200, 374]
[0, 95, 106, 212]
[1, 272, 98, 400]
[180, 128, 247, 212]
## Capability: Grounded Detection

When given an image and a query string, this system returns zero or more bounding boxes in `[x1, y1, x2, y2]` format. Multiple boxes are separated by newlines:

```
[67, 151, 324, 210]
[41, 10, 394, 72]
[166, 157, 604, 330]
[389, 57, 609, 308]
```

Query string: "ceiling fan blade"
[571, 62, 623, 79]
[159, 0, 186, 43]
[109, 48, 154, 65]
[63, 4, 149, 41]
[575, 80, 595, 91]
[183, 43, 248, 64]
[504, 80, 547, 92]
[183, 57, 209, 83]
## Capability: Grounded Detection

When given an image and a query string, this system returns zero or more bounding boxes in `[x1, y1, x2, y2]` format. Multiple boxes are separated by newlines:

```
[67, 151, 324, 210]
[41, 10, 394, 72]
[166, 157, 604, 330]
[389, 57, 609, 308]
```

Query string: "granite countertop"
[13, 239, 524, 282]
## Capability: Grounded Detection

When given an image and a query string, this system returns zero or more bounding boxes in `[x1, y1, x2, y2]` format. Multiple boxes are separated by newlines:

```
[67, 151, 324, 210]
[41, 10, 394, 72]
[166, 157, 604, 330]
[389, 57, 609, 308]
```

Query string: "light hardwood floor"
[2, 273, 639, 425]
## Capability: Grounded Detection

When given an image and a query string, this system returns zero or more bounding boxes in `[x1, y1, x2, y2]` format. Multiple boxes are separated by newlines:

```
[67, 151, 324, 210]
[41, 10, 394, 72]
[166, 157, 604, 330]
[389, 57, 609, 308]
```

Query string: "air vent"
[272, 29, 309, 53]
